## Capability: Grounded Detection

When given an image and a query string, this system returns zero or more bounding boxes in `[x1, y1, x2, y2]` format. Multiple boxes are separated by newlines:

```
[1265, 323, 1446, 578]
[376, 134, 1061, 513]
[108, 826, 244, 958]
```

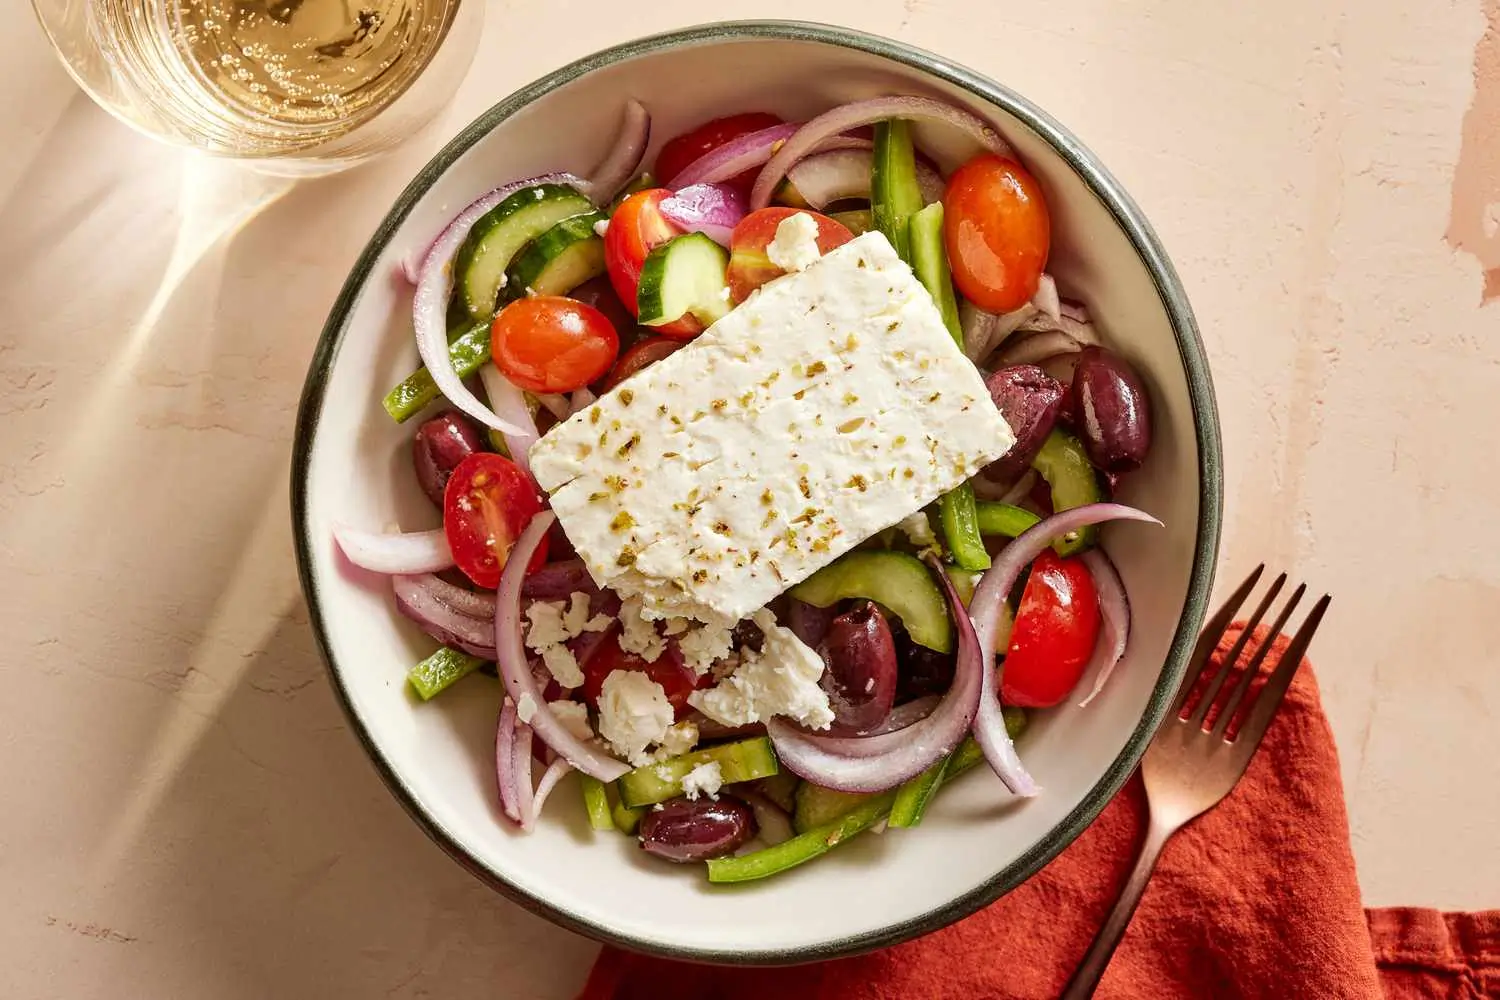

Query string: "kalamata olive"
[412, 410, 485, 505]
[1069, 346, 1152, 473]
[894, 628, 956, 702]
[639, 796, 757, 862]
[820, 601, 898, 733]
[983, 365, 1065, 482]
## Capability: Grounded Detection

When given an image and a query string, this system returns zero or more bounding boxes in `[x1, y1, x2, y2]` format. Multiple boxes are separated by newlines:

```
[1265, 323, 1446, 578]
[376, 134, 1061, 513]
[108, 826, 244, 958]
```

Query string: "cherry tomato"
[603, 189, 700, 339]
[655, 112, 784, 191]
[442, 453, 548, 589]
[580, 632, 707, 718]
[726, 208, 855, 303]
[603, 336, 685, 389]
[489, 296, 619, 394]
[943, 154, 1051, 314]
[1000, 550, 1101, 708]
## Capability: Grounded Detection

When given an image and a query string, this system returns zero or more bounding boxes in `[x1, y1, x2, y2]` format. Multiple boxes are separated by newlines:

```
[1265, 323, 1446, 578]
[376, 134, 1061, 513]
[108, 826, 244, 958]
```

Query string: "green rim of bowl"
[291, 18, 1223, 966]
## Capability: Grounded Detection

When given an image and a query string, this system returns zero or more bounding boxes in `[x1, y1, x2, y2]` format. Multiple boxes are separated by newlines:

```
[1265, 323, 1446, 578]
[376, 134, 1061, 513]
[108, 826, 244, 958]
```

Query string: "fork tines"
[1170, 564, 1332, 746]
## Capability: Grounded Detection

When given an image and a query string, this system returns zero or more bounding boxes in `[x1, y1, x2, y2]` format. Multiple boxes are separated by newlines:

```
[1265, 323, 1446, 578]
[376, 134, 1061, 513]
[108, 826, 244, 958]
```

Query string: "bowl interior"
[295, 25, 1216, 961]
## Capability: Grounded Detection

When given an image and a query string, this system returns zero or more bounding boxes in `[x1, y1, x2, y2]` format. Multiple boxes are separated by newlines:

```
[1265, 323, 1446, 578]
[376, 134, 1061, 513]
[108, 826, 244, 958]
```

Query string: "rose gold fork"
[1060, 565, 1331, 999]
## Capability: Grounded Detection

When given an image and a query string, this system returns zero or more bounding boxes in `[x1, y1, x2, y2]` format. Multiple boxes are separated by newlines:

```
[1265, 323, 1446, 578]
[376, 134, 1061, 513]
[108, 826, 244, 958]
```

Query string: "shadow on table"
[0, 93, 597, 998]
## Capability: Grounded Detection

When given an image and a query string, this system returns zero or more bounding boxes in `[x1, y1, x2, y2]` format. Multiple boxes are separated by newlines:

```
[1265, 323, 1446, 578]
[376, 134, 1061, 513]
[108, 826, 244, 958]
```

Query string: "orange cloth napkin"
[578, 627, 1500, 999]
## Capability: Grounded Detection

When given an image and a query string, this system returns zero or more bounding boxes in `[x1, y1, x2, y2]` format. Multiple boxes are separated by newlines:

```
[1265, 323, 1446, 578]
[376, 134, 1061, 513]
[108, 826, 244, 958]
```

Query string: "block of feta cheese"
[528, 230, 1015, 623]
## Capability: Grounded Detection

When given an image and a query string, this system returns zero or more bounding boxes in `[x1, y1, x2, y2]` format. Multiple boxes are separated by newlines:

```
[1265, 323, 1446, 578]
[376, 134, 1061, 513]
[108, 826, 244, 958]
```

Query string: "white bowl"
[292, 20, 1222, 963]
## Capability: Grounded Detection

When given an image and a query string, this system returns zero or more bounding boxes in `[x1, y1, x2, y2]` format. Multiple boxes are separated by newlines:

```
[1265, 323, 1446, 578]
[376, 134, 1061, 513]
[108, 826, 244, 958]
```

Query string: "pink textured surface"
[3, 2, 1497, 997]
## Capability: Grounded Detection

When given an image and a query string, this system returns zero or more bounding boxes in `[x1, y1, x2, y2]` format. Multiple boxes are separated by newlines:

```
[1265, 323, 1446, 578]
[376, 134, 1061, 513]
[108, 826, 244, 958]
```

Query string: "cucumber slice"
[505, 211, 608, 299]
[872, 120, 924, 262]
[789, 550, 953, 653]
[454, 184, 594, 320]
[613, 800, 644, 835]
[407, 647, 487, 700]
[382, 321, 491, 424]
[793, 782, 875, 834]
[636, 232, 731, 328]
[579, 775, 615, 832]
[1032, 429, 1106, 556]
[617, 736, 778, 809]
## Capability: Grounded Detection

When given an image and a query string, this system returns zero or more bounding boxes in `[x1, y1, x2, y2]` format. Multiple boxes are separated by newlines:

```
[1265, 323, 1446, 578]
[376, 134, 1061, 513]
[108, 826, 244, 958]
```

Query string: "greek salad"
[334, 95, 1159, 882]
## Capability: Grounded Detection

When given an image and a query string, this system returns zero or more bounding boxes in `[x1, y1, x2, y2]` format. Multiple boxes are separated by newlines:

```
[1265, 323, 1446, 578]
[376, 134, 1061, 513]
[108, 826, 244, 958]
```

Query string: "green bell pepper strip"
[711, 711, 1031, 881]
[908, 200, 990, 572]
[974, 502, 1043, 539]
[889, 706, 1030, 829]
[872, 120, 924, 261]
[789, 550, 953, 653]
[382, 321, 490, 423]
[1031, 429, 1106, 555]
[407, 647, 487, 701]
[580, 776, 614, 832]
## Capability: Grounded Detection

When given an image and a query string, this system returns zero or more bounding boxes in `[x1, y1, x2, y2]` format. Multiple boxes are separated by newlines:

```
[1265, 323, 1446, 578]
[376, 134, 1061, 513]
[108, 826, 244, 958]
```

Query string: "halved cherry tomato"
[490, 296, 619, 394]
[602, 336, 685, 390]
[442, 453, 548, 589]
[603, 189, 700, 339]
[943, 154, 1051, 314]
[726, 208, 854, 303]
[580, 632, 708, 718]
[1000, 550, 1100, 708]
[655, 112, 784, 191]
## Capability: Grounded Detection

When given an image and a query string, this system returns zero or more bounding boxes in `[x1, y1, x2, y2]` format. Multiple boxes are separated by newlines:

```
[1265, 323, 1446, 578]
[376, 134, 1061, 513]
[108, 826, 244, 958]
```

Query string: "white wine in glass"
[33, 0, 482, 173]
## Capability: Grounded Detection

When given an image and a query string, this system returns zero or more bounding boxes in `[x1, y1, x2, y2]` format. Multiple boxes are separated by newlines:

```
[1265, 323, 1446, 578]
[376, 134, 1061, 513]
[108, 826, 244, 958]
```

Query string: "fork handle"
[1059, 818, 1175, 999]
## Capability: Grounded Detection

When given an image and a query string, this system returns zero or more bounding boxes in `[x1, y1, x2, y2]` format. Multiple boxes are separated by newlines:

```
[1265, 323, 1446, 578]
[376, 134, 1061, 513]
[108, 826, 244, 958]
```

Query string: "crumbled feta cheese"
[766, 211, 823, 273]
[525, 600, 571, 650]
[676, 619, 737, 675]
[680, 761, 723, 801]
[525, 593, 612, 688]
[617, 595, 668, 663]
[897, 512, 938, 551]
[548, 700, 593, 742]
[688, 609, 834, 730]
[597, 670, 674, 766]
[662, 617, 692, 637]
[540, 646, 583, 689]
[516, 692, 537, 724]
[655, 720, 699, 760]
[530, 231, 1014, 624]
[593, 218, 610, 237]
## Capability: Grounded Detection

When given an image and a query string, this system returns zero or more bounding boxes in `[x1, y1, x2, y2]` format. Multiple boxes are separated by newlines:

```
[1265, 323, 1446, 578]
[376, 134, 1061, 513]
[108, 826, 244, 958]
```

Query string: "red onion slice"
[996, 330, 1083, 367]
[969, 503, 1161, 795]
[525, 757, 575, 831]
[751, 96, 1015, 211]
[766, 557, 982, 793]
[569, 387, 597, 416]
[1032, 273, 1061, 322]
[393, 574, 497, 658]
[521, 559, 599, 600]
[333, 525, 453, 574]
[737, 789, 795, 847]
[1017, 305, 1099, 346]
[497, 512, 629, 782]
[584, 99, 650, 205]
[495, 698, 532, 824]
[658, 183, 747, 247]
[1077, 548, 1131, 707]
[478, 365, 540, 480]
[666, 122, 802, 188]
[784, 149, 945, 210]
[411, 572, 496, 619]
[1060, 300, 1091, 324]
[533, 393, 572, 421]
[859, 694, 940, 736]
[413, 174, 582, 438]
